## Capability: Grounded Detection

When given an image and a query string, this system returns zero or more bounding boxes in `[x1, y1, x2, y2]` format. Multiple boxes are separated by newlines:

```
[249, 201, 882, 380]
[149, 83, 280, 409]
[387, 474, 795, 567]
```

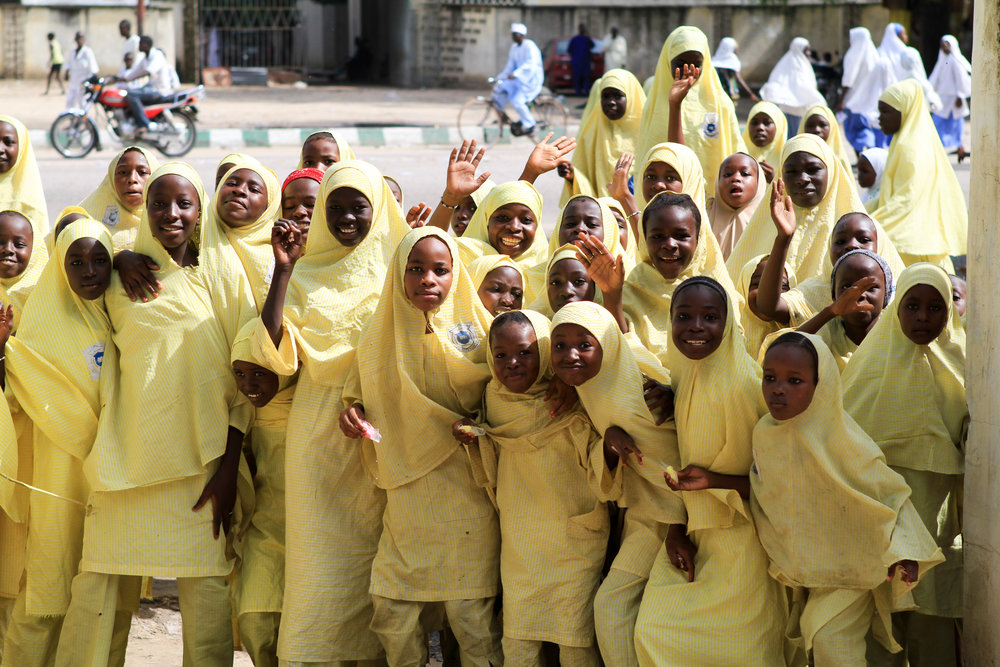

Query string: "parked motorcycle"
[50, 76, 205, 158]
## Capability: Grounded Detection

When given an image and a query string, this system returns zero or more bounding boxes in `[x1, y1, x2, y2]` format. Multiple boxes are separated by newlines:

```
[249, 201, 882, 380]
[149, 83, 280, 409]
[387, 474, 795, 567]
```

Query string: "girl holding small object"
[78, 146, 159, 251]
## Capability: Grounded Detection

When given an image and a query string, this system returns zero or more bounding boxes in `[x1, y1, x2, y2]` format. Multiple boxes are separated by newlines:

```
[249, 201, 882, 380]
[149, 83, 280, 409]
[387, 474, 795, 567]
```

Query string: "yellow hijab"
[78, 146, 160, 252]
[457, 181, 547, 268]
[526, 244, 598, 317]
[637, 27, 746, 199]
[546, 194, 625, 258]
[636, 142, 709, 212]
[296, 130, 357, 167]
[467, 254, 525, 293]
[796, 105, 853, 175]
[354, 226, 493, 489]
[750, 333, 943, 589]
[708, 155, 767, 260]
[231, 319, 295, 429]
[0, 211, 46, 333]
[869, 80, 968, 256]
[599, 196, 637, 264]
[668, 280, 766, 532]
[560, 69, 646, 206]
[84, 163, 250, 491]
[551, 301, 683, 524]
[727, 133, 866, 283]
[841, 264, 966, 474]
[736, 254, 798, 358]
[742, 101, 788, 171]
[251, 159, 409, 387]
[0, 115, 48, 238]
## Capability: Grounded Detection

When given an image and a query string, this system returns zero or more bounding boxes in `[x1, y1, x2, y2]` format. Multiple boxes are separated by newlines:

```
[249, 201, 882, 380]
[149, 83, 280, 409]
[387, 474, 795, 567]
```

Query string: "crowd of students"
[0, 18, 969, 667]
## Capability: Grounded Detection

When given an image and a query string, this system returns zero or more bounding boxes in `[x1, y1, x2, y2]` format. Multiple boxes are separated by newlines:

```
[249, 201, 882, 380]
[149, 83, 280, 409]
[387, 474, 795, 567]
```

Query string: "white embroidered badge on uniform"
[84, 342, 105, 381]
[448, 323, 480, 352]
[102, 205, 120, 227]
[702, 112, 720, 139]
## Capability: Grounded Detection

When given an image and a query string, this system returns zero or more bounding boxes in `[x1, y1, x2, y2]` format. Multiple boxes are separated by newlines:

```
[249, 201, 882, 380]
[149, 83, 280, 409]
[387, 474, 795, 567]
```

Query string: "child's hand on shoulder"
[604, 425, 643, 468]
[544, 376, 579, 418]
[114, 250, 162, 303]
[271, 219, 303, 268]
[665, 523, 697, 582]
[888, 559, 919, 585]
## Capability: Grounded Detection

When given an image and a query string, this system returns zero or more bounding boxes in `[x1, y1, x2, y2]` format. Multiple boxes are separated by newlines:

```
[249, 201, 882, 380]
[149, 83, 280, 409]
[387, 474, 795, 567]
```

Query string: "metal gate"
[200, 0, 302, 70]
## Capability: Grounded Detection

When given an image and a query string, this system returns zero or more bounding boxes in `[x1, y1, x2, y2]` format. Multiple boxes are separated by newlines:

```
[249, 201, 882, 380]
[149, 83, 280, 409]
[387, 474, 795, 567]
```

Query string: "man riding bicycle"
[494, 22, 544, 137]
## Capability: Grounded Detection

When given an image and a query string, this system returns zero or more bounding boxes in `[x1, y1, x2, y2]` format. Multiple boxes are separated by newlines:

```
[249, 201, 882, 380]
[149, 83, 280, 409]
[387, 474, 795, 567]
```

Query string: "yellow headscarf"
[78, 146, 161, 252]
[623, 190, 742, 367]
[201, 157, 281, 343]
[248, 159, 409, 386]
[0, 211, 47, 333]
[599, 196, 637, 264]
[0, 115, 48, 238]
[457, 181, 547, 268]
[708, 155, 767, 260]
[546, 194, 624, 258]
[736, 254, 798, 358]
[296, 130, 357, 167]
[551, 301, 683, 525]
[637, 27, 746, 199]
[353, 226, 493, 490]
[869, 80, 968, 256]
[667, 279, 766, 532]
[560, 69, 646, 207]
[467, 254, 525, 292]
[750, 332, 943, 590]
[727, 133, 866, 283]
[231, 319, 295, 429]
[796, 105, 853, 175]
[841, 264, 966, 474]
[636, 142, 709, 212]
[741, 101, 788, 171]
[84, 162, 251, 492]
[526, 244, 599, 318]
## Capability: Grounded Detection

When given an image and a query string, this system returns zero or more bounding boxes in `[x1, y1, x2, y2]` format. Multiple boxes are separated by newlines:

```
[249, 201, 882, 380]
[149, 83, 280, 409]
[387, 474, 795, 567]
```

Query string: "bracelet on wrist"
[627, 210, 641, 220]
[439, 198, 460, 210]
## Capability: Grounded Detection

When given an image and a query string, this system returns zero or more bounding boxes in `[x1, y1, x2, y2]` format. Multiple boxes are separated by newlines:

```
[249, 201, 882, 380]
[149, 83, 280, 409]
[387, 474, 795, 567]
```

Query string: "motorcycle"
[50, 76, 205, 158]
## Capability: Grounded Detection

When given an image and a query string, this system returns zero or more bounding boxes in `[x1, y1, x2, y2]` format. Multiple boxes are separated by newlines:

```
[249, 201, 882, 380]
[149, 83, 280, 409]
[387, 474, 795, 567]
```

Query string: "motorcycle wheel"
[50, 113, 98, 159]
[154, 109, 198, 157]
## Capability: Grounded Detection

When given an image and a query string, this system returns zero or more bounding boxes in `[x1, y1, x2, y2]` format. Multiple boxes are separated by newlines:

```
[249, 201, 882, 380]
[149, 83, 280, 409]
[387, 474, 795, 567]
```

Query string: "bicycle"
[457, 77, 570, 148]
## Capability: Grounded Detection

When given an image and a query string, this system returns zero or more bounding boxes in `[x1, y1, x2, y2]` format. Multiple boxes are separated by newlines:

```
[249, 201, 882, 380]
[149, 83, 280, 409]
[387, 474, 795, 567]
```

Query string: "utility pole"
[181, 0, 200, 83]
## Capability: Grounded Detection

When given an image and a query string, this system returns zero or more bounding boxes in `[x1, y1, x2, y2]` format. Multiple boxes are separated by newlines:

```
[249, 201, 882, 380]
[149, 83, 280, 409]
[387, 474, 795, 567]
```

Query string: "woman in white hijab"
[712, 37, 758, 102]
[901, 47, 942, 113]
[839, 28, 885, 152]
[760, 37, 827, 137]
[857, 146, 888, 211]
[929, 35, 972, 160]
[878, 23, 910, 80]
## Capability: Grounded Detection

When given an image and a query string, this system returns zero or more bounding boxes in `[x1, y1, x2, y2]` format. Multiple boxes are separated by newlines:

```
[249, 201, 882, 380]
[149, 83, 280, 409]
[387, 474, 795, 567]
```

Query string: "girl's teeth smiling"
[500, 235, 520, 247]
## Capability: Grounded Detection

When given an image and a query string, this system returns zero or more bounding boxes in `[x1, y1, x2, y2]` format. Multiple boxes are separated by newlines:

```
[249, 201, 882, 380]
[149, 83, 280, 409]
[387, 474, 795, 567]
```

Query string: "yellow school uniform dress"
[637, 27, 746, 199]
[750, 333, 942, 664]
[869, 80, 967, 265]
[81, 162, 252, 578]
[1, 221, 116, 665]
[742, 101, 788, 173]
[78, 146, 160, 252]
[247, 160, 407, 663]
[796, 105, 853, 175]
[551, 301, 682, 667]
[456, 181, 548, 302]
[708, 158, 766, 260]
[0, 115, 49, 240]
[560, 69, 645, 207]
[475, 310, 606, 659]
[736, 254, 798, 359]
[727, 134, 866, 284]
[296, 130, 357, 167]
[634, 285, 786, 666]
[841, 264, 966, 621]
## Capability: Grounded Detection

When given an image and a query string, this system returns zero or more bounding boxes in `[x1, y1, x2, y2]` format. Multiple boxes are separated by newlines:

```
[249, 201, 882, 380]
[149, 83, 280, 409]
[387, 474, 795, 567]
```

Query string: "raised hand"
[406, 202, 433, 228]
[769, 178, 797, 239]
[575, 234, 624, 296]
[669, 64, 700, 106]
[271, 219, 304, 268]
[556, 161, 575, 183]
[829, 277, 878, 317]
[522, 133, 577, 181]
[444, 140, 492, 204]
[759, 160, 775, 184]
[606, 152, 635, 203]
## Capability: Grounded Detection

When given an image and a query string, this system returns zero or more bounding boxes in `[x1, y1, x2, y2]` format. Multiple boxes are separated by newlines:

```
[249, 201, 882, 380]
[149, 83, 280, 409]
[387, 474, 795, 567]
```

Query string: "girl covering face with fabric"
[461, 310, 607, 665]
[78, 146, 160, 252]
[637, 26, 745, 199]
[250, 159, 408, 664]
[550, 301, 681, 667]
[559, 69, 646, 207]
[841, 264, 966, 666]
[869, 79, 968, 268]
[633, 277, 787, 666]
[752, 332, 943, 666]
[55, 163, 253, 667]
[0, 115, 49, 241]
[340, 227, 502, 666]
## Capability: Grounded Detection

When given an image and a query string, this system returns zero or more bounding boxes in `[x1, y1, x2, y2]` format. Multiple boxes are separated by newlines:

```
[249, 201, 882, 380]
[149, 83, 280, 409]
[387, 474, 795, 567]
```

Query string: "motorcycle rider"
[113, 35, 178, 134]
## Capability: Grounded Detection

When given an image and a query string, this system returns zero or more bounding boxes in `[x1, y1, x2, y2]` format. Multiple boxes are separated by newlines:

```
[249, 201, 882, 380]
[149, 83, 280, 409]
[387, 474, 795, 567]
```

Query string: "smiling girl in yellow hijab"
[0, 115, 48, 238]
[841, 264, 966, 665]
[78, 146, 160, 251]
[752, 332, 943, 665]
[637, 27, 745, 199]
[550, 300, 680, 667]
[247, 159, 407, 664]
[341, 226, 502, 665]
[634, 277, 786, 665]
[560, 69, 646, 207]
[869, 79, 967, 267]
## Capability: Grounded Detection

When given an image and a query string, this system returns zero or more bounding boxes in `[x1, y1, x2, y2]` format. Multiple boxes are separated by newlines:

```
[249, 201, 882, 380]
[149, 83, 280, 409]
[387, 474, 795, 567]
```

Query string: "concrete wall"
[1, 4, 178, 80]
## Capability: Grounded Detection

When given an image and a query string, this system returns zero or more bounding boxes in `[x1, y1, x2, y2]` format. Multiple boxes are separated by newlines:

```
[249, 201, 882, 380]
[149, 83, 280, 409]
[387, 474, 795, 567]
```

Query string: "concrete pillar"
[963, 0, 1000, 663]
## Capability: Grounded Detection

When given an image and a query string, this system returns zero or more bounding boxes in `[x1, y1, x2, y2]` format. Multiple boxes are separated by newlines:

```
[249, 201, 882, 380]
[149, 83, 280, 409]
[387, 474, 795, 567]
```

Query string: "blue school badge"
[702, 112, 720, 139]
[448, 323, 480, 352]
[102, 205, 120, 227]
[84, 342, 105, 381]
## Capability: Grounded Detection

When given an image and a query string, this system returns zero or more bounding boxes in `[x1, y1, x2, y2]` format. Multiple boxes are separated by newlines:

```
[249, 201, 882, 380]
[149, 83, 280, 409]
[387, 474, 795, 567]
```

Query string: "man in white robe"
[494, 23, 544, 135]
[602, 26, 628, 71]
